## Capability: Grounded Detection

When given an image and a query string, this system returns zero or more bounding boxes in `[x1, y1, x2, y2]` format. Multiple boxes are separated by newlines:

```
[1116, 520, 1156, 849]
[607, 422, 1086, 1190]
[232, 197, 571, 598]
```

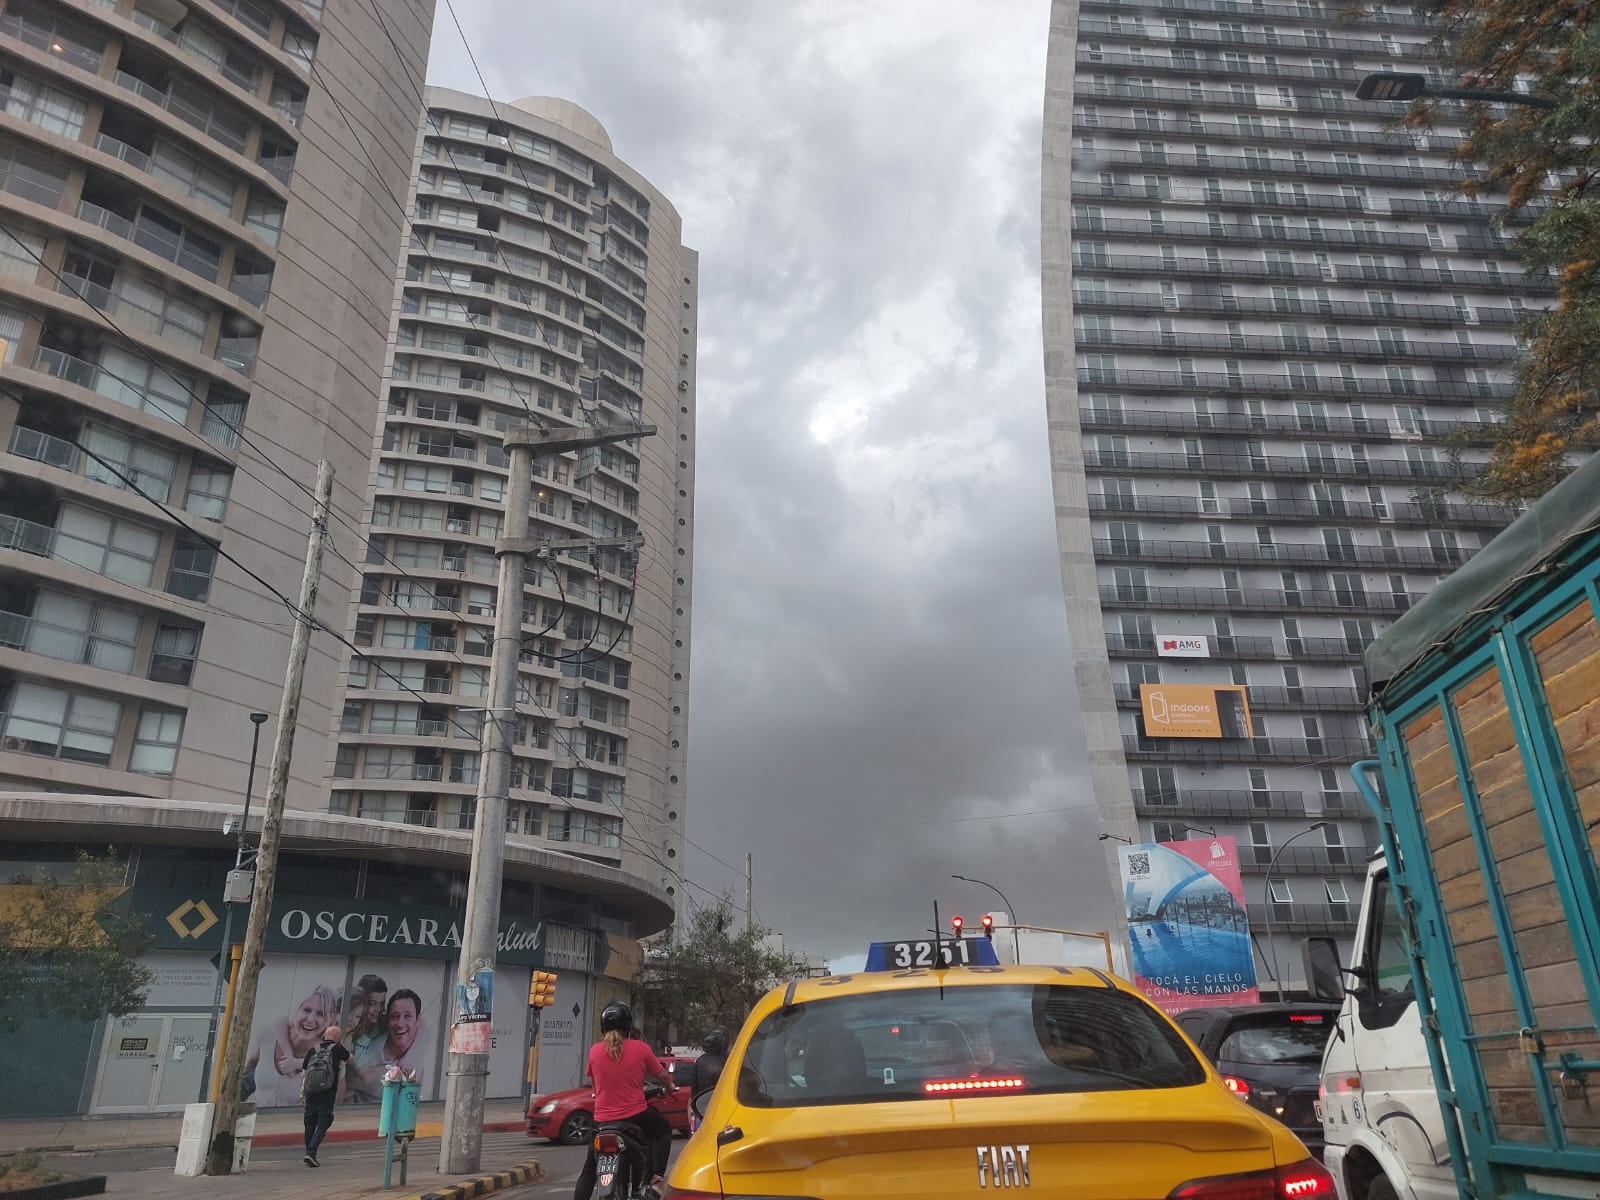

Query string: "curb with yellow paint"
[394, 1157, 543, 1200]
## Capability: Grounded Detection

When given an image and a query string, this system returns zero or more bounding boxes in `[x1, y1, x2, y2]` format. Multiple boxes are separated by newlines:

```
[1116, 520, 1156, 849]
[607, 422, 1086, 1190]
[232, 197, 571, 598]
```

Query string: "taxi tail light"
[1167, 1159, 1337, 1199]
[593, 1133, 622, 1154]
[1222, 1074, 1251, 1098]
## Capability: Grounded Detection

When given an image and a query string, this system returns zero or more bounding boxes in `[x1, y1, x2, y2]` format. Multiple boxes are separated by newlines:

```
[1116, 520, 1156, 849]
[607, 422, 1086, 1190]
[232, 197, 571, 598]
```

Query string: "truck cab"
[1310, 854, 1455, 1200]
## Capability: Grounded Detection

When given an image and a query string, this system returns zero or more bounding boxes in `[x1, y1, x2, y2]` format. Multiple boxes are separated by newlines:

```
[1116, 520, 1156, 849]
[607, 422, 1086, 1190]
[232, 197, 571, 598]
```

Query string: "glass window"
[183, 464, 232, 520]
[94, 347, 194, 425]
[82, 426, 179, 503]
[131, 708, 184, 774]
[1367, 874, 1414, 999]
[24, 589, 140, 673]
[0, 225, 43, 281]
[150, 622, 201, 684]
[166, 536, 217, 600]
[0, 70, 87, 137]
[1, 682, 121, 764]
[737, 984, 1203, 1109]
[201, 396, 246, 447]
[1215, 1012, 1334, 1065]
[53, 504, 160, 586]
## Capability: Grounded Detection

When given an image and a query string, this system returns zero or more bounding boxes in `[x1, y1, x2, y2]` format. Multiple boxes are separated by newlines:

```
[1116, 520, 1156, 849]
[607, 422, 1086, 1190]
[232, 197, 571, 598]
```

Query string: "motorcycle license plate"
[597, 1153, 620, 1189]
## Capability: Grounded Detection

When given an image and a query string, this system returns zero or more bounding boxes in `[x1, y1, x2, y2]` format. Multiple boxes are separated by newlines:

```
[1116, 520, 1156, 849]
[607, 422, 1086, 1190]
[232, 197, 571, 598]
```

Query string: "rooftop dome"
[508, 97, 613, 153]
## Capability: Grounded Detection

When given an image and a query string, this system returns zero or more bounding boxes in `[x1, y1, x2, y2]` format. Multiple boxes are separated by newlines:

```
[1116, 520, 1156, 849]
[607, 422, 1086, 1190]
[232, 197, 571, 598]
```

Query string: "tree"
[634, 899, 794, 1042]
[1404, 1, 1600, 498]
[0, 851, 154, 1033]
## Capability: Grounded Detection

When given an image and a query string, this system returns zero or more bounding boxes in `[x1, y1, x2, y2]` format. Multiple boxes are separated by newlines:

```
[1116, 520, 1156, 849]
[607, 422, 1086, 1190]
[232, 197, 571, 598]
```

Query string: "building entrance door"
[92, 1013, 210, 1112]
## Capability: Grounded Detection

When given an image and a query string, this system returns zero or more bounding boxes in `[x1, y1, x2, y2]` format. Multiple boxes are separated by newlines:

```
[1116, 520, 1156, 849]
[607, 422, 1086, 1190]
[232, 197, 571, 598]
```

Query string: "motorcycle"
[593, 1081, 667, 1200]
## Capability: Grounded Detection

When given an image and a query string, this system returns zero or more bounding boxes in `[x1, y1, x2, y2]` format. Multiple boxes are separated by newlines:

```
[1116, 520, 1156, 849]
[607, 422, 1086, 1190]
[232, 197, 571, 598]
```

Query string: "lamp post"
[197, 711, 270, 1101]
[1355, 72, 1556, 110]
[952, 874, 1022, 963]
[1259, 821, 1334, 1001]
[1097, 833, 1132, 844]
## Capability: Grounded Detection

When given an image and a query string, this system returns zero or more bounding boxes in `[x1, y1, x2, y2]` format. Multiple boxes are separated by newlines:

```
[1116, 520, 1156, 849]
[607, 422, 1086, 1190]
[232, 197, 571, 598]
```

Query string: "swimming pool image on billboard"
[1118, 838, 1260, 1015]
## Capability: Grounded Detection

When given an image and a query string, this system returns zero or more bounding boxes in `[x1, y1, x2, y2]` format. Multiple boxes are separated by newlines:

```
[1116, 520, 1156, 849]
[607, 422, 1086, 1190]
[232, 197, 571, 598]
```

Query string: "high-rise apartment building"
[1042, 0, 1550, 987]
[0, 0, 431, 806]
[330, 89, 697, 905]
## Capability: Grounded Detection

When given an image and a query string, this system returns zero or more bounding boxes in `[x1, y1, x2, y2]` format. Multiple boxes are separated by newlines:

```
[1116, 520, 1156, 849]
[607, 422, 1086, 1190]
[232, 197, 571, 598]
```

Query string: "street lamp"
[1098, 833, 1132, 844]
[1355, 72, 1556, 110]
[198, 712, 271, 1101]
[952, 874, 1022, 963]
[1259, 821, 1334, 1000]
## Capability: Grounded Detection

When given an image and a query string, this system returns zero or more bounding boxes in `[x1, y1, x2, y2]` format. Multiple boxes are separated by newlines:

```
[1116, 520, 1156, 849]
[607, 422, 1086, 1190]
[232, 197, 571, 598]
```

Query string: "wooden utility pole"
[205, 459, 334, 1175]
[440, 423, 653, 1176]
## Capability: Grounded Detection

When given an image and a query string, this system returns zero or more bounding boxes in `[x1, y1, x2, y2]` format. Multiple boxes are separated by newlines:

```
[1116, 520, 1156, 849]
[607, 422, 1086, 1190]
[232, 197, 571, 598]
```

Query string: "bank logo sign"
[165, 899, 219, 940]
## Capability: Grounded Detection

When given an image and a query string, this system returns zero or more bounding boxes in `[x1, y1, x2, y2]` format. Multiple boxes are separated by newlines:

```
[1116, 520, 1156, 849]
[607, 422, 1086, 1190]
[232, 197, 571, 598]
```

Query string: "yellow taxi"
[665, 954, 1334, 1200]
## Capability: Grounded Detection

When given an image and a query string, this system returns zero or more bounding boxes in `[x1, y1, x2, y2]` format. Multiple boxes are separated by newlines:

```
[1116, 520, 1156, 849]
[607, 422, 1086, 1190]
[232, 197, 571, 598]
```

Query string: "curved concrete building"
[329, 87, 697, 911]
[1042, 0, 1551, 991]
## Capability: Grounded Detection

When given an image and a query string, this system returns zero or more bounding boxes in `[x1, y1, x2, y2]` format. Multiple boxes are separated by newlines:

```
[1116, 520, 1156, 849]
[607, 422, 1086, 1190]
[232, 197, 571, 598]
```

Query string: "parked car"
[526, 1055, 697, 1144]
[1172, 1003, 1339, 1157]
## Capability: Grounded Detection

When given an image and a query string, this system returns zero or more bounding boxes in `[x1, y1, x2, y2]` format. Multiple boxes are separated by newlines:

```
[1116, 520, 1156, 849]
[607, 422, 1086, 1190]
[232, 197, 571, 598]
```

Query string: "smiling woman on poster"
[346, 989, 428, 1099]
[243, 984, 339, 1107]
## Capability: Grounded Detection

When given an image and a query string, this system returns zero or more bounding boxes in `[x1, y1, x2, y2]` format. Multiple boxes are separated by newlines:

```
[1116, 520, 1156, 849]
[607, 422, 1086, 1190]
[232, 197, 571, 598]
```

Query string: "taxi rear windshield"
[735, 983, 1205, 1108]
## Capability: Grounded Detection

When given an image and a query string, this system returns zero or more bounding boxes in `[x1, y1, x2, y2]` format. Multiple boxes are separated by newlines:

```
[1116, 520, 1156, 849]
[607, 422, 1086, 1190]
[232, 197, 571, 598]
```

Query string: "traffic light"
[528, 970, 558, 1007]
[980, 914, 995, 940]
[950, 914, 965, 937]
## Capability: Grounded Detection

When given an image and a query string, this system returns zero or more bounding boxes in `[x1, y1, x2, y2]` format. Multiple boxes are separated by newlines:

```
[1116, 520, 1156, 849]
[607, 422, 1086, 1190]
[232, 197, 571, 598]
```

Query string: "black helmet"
[600, 1001, 634, 1034]
[702, 1027, 728, 1055]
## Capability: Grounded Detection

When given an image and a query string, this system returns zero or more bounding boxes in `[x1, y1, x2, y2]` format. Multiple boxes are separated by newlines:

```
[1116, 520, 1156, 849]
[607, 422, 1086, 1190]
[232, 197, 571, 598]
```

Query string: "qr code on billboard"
[1127, 852, 1151, 877]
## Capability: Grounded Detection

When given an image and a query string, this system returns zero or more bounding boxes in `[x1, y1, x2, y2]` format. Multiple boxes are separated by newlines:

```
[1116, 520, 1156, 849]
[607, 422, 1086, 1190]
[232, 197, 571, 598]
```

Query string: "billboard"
[1138, 683, 1251, 738]
[1118, 837, 1259, 1015]
[1155, 634, 1209, 658]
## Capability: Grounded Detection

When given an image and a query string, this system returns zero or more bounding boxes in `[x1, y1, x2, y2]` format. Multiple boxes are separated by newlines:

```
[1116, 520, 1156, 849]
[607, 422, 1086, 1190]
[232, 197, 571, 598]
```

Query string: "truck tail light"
[1168, 1159, 1337, 1199]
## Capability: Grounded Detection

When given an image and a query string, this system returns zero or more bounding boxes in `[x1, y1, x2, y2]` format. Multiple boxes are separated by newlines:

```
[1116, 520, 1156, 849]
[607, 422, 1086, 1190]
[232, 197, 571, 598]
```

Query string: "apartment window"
[244, 193, 285, 244]
[1112, 567, 1149, 603]
[54, 505, 161, 586]
[200, 396, 246, 447]
[131, 708, 184, 775]
[1249, 822, 1272, 866]
[1429, 530, 1462, 564]
[1127, 663, 1160, 687]
[166, 536, 218, 601]
[1141, 766, 1177, 806]
[0, 70, 87, 137]
[281, 29, 318, 71]
[83, 426, 179, 503]
[149, 142, 235, 214]
[0, 226, 42, 283]
[2, 683, 121, 764]
[1119, 614, 1154, 653]
[183, 464, 232, 520]
[1249, 768, 1271, 808]
[1323, 823, 1346, 865]
[149, 622, 201, 685]
[22, 590, 140, 673]
[95, 348, 194, 425]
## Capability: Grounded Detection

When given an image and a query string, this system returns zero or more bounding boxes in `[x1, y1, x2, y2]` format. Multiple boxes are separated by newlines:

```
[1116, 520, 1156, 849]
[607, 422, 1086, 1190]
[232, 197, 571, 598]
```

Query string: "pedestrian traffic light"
[528, 970, 558, 1007]
[951, 914, 964, 936]
[980, 914, 995, 940]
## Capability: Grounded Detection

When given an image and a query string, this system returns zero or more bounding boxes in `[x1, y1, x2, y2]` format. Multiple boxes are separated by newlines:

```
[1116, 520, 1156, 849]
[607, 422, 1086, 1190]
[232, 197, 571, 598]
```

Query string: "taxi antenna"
[932, 900, 945, 1000]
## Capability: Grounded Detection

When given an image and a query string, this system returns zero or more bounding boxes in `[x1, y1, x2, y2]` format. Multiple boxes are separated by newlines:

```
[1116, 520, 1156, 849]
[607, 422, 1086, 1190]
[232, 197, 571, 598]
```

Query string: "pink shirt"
[587, 1039, 664, 1121]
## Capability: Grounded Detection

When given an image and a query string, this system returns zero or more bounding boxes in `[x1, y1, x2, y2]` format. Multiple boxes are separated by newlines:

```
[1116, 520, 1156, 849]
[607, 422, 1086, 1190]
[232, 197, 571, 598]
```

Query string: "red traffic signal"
[950, 914, 964, 934]
[980, 914, 995, 939]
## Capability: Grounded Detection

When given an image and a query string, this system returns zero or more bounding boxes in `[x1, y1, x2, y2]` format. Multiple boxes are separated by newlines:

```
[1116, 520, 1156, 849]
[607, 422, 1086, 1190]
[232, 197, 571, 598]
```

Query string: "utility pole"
[440, 422, 654, 1176]
[745, 853, 753, 933]
[205, 460, 334, 1175]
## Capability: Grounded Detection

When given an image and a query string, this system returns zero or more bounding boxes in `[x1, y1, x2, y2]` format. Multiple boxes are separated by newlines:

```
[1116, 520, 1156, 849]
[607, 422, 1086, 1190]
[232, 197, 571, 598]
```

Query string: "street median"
[395, 1158, 542, 1200]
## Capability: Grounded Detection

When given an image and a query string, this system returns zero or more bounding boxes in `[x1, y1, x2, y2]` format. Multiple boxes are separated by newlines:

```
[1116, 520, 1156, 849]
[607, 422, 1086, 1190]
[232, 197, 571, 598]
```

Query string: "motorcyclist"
[688, 1027, 727, 1131]
[573, 1001, 674, 1200]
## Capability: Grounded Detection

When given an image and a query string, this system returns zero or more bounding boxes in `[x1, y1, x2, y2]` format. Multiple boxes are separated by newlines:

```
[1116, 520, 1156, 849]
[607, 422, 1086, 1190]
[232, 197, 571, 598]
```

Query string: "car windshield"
[1217, 1014, 1334, 1065]
[735, 983, 1205, 1108]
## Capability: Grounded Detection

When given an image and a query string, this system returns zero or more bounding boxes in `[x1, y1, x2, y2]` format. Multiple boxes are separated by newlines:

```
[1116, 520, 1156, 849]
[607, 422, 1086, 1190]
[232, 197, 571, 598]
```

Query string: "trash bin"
[379, 1077, 421, 1139]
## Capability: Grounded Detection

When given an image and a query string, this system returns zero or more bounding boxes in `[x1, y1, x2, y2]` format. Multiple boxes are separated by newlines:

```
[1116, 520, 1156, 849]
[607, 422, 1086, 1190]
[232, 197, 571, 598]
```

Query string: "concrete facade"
[1042, 0, 1552, 990]
[0, 0, 433, 811]
[328, 88, 696, 908]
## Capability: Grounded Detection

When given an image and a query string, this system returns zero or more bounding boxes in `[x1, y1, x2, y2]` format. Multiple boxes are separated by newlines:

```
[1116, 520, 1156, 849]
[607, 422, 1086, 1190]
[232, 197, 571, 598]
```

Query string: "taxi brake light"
[1222, 1074, 1250, 1099]
[593, 1133, 622, 1154]
[1288, 1014, 1326, 1023]
[922, 1076, 1025, 1094]
[1167, 1159, 1337, 1199]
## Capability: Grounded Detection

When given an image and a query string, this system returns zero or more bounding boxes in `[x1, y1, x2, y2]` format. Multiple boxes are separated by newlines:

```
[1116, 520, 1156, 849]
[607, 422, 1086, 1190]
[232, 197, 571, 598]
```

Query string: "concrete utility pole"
[745, 853, 753, 933]
[440, 422, 654, 1176]
[205, 459, 334, 1175]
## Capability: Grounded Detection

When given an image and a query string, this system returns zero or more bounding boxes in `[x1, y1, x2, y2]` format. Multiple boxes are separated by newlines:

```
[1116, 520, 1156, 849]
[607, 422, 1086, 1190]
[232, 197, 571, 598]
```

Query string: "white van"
[1306, 853, 1456, 1200]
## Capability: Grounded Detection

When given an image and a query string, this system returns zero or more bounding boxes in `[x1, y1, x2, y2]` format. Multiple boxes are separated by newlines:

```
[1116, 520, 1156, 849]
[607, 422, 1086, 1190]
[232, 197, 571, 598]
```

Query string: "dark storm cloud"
[429, 2, 1114, 959]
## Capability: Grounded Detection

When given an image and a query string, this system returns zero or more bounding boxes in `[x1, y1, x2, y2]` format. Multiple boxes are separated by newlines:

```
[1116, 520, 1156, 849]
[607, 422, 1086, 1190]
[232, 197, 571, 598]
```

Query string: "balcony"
[1098, 582, 1422, 616]
[1240, 843, 1378, 874]
[1093, 536, 1472, 570]
[1133, 788, 1367, 819]
[1071, 287, 1525, 328]
[75, 199, 223, 284]
[1246, 902, 1358, 933]
[1077, 407, 1500, 443]
[129, 8, 263, 93]
[112, 69, 249, 154]
[1084, 447, 1481, 483]
[0, 514, 55, 557]
[1080, 0, 1427, 28]
[1104, 632, 1277, 659]
[216, 337, 258, 375]
[1073, 325, 1518, 365]
[9, 426, 79, 473]
[1122, 734, 1372, 762]
[0, 4, 105, 73]
[1074, 251, 1538, 295]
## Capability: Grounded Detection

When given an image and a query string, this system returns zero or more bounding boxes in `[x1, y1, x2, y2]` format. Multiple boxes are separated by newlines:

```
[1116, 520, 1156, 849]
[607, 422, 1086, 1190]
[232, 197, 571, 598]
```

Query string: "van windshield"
[735, 984, 1205, 1108]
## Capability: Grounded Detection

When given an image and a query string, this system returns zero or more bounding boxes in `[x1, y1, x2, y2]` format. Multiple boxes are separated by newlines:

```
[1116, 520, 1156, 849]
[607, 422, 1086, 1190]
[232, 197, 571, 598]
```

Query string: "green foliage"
[634, 899, 794, 1040]
[0, 851, 154, 1034]
[1403, 1, 1600, 498]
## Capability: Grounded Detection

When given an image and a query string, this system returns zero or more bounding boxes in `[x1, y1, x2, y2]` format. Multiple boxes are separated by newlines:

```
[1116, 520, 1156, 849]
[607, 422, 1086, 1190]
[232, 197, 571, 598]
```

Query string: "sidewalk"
[0, 1097, 530, 1154]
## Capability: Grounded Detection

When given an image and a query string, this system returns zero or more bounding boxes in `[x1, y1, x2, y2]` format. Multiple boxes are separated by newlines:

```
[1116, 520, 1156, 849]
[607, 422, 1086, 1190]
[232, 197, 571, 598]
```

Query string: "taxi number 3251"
[890, 939, 974, 968]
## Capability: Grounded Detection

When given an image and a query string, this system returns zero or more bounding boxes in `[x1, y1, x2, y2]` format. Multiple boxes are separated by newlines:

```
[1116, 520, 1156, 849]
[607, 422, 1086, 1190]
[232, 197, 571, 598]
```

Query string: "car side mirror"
[1302, 936, 1349, 1001]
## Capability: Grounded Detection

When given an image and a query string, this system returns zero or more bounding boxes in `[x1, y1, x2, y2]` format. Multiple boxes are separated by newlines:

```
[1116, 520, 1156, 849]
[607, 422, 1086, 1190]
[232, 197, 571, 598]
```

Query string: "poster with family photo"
[239, 955, 445, 1107]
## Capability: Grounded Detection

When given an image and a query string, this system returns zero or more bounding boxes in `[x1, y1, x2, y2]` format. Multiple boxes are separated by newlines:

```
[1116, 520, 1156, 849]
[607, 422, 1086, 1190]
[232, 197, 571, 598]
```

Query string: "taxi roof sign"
[865, 937, 1001, 971]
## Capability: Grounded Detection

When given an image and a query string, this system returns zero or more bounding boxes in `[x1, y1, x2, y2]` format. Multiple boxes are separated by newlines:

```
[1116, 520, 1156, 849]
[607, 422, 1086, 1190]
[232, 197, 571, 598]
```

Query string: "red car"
[526, 1056, 697, 1144]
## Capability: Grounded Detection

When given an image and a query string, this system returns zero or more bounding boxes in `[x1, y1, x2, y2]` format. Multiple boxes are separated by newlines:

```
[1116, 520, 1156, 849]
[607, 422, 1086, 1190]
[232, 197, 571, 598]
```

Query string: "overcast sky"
[427, 1, 1115, 964]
